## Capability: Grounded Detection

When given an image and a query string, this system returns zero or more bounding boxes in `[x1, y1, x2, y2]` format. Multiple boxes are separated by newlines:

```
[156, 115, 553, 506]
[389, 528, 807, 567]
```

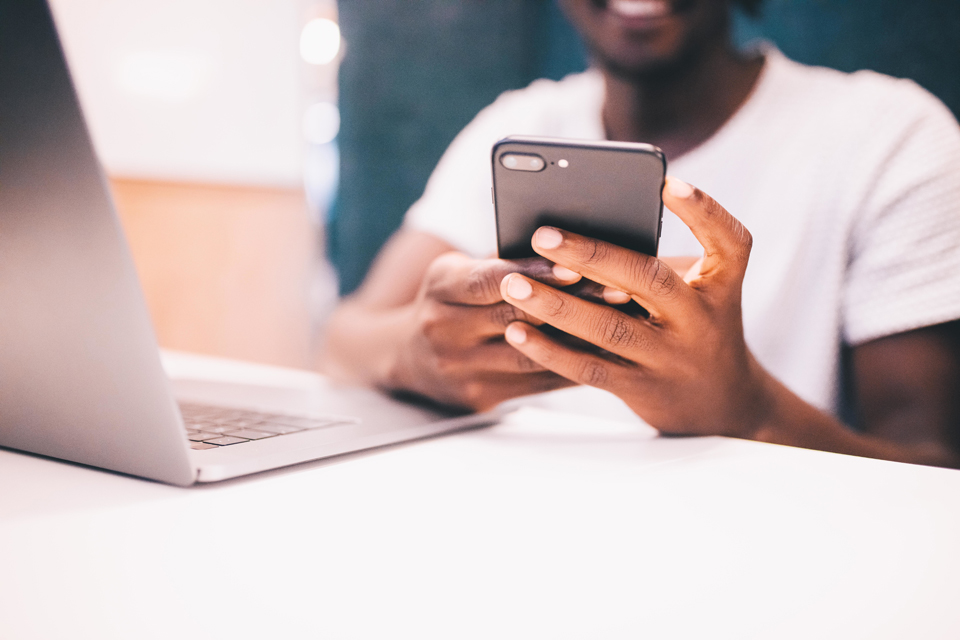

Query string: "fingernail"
[602, 287, 631, 304]
[666, 177, 694, 199]
[505, 274, 533, 300]
[533, 227, 563, 250]
[552, 264, 580, 282]
[504, 323, 527, 344]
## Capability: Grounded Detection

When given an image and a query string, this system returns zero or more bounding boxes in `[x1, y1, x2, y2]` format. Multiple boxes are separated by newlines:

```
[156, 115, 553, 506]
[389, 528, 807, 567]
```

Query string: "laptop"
[0, 0, 496, 486]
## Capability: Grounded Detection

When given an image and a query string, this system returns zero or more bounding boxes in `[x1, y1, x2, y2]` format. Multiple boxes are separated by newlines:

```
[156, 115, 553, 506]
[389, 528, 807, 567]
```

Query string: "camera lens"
[500, 152, 546, 172]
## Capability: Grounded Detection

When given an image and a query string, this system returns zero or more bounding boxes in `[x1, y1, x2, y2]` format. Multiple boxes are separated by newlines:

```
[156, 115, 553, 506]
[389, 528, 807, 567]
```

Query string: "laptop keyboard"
[179, 402, 359, 450]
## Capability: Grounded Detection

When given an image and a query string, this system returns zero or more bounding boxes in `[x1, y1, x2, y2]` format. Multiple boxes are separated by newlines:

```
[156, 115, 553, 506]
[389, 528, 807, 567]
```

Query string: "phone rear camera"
[500, 153, 546, 172]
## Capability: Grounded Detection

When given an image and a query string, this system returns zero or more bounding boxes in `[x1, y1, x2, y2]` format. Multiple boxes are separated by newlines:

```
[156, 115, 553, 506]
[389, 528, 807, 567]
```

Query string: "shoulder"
[749, 48, 960, 207]
[762, 49, 959, 142]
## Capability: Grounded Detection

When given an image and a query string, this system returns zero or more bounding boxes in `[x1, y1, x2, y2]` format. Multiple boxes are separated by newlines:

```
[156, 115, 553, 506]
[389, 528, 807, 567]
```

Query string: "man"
[323, 0, 960, 467]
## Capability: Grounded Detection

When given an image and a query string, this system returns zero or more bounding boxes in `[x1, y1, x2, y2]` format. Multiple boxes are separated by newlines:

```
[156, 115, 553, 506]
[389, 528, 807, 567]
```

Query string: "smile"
[608, 0, 671, 18]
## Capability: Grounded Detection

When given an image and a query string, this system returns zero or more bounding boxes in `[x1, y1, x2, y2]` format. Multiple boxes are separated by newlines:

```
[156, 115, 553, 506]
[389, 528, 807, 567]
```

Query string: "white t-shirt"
[405, 48, 960, 421]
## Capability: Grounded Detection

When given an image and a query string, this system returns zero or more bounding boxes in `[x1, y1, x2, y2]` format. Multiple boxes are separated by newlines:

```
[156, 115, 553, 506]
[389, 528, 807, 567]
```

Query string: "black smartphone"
[492, 136, 666, 260]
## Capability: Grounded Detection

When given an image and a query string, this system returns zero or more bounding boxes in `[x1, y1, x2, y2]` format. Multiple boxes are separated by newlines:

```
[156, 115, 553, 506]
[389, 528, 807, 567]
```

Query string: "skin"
[323, 230, 580, 409]
[560, 0, 764, 157]
[322, 0, 960, 465]
[499, 178, 960, 467]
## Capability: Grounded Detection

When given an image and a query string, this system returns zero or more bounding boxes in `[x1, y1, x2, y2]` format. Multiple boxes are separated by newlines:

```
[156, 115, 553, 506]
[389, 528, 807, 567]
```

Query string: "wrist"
[738, 357, 844, 451]
[378, 305, 422, 394]
[735, 354, 783, 442]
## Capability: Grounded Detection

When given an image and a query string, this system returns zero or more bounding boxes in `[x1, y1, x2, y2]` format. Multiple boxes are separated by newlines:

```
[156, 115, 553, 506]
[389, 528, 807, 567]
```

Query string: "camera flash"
[558, 159, 569, 168]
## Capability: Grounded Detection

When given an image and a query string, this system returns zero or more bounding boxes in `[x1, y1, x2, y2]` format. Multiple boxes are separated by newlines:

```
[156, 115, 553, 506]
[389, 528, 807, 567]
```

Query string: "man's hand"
[387, 252, 581, 411]
[498, 177, 771, 437]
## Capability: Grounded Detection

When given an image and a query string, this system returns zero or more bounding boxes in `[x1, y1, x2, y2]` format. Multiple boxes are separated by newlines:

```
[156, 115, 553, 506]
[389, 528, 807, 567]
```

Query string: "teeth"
[609, 0, 669, 18]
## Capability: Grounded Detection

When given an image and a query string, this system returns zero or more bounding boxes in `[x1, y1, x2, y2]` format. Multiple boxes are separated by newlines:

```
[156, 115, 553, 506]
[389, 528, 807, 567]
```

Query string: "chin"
[561, 0, 729, 78]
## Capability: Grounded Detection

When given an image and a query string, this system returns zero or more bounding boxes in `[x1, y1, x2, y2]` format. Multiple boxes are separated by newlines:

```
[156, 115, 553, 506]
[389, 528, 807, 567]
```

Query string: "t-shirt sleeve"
[843, 84, 960, 345]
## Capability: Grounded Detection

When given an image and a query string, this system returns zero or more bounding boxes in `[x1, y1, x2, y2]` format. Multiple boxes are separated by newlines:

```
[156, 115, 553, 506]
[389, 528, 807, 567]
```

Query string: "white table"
[2, 352, 959, 639]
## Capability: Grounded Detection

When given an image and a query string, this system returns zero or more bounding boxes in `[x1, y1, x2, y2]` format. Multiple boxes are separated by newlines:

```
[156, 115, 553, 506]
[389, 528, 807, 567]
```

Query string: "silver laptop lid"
[0, 0, 195, 485]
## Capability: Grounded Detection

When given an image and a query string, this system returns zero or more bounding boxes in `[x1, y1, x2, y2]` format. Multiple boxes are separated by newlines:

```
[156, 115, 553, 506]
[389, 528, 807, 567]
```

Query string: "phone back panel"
[492, 137, 665, 259]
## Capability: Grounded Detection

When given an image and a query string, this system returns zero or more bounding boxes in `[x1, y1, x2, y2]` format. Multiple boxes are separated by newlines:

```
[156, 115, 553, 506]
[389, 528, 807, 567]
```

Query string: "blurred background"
[50, 0, 960, 370]
[50, 0, 341, 370]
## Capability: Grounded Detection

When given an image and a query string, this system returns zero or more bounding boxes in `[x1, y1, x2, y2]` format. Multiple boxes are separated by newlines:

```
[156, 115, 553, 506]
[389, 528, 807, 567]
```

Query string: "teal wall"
[332, 1, 579, 295]
[331, 0, 959, 295]
[734, 0, 960, 120]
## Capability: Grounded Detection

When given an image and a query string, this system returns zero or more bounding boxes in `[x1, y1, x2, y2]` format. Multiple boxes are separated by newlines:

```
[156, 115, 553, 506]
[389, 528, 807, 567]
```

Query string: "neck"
[601, 41, 764, 159]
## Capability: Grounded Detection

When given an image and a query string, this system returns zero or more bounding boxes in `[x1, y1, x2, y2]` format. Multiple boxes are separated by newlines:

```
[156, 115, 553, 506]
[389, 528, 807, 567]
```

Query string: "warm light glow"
[299, 18, 341, 65]
[303, 102, 340, 144]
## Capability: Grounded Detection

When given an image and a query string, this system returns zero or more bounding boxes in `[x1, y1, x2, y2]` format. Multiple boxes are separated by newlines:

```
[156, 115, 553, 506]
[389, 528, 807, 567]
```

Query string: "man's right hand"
[385, 251, 580, 411]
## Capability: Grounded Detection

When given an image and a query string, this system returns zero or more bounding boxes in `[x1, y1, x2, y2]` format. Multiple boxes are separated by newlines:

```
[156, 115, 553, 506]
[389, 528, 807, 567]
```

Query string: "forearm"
[319, 300, 414, 390]
[751, 374, 960, 469]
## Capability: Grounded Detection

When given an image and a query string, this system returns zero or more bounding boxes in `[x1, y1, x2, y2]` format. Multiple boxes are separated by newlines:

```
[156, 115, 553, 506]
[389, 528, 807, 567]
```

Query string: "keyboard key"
[203, 436, 249, 446]
[179, 401, 358, 448]
[200, 424, 235, 434]
[220, 419, 264, 429]
[251, 423, 304, 435]
[187, 432, 220, 442]
[267, 416, 350, 429]
[223, 429, 274, 440]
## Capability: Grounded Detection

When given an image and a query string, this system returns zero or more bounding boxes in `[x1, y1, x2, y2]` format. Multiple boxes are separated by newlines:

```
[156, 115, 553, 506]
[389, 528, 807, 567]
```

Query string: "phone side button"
[491, 187, 494, 204]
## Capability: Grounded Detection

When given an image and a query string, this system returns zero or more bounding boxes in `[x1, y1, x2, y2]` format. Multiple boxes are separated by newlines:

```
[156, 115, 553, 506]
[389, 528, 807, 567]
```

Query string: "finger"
[425, 253, 581, 306]
[559, 280, 641, 308]
[504, 322, 632, 394]
[501, 273, 659, 361]
[530, 227, 690, 318]
[423, 300, 545, 344]
[602, 287, 631, 305]
[470, 300, 550, 339]
[661, 177, 752, 284]
[558, 277, 607, 303]
[456, 371, 577, 411]
[468, 340, 551, 374]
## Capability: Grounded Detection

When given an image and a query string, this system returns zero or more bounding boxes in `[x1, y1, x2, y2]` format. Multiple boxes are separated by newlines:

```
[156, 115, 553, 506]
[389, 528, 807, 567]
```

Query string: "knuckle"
[651, 261, 676, 296]
[433, 354, 458, 377]
[492, 302, 521, 327]
[543, 289, 571, 319]
[581, 238, 609, 267]
[423, 252, 459, 291]
[460, 381, 485, 408]
[464, 264, 499, 302]
[639, 259, 679, 299]
[515, 352, 541, 373]
[736, 224, 754, 262]
[575, 359, 609, 388]
[697, 191, 726, 220]
[418, 304, 447, 340]
[598, 311, 637, 350]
